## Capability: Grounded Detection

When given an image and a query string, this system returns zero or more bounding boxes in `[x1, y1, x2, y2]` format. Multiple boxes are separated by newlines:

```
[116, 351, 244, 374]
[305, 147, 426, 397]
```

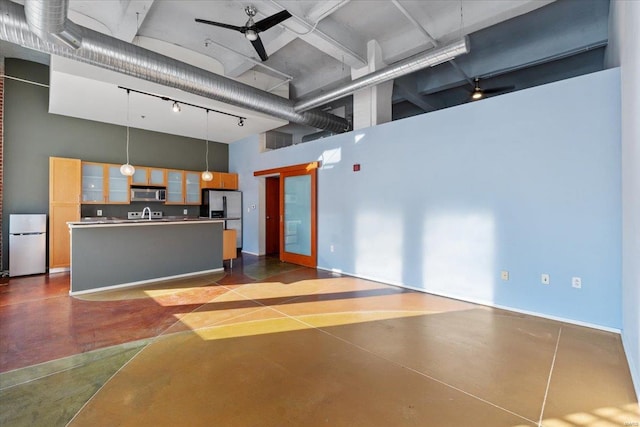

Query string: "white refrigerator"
[9, 214, 47, 277]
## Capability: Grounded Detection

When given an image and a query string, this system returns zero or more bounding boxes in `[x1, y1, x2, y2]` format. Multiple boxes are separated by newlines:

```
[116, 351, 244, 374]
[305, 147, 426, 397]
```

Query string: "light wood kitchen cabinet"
[131, 166, 166, 187]
[82, 162, 130, 204]
[223, 229, 237, 266]
[166, 170, 201, 205]
[165, 169, 184, 204]
[201, 172, 238, 190]
[185, 171, 201, 205]
[49, 157, 81, 270]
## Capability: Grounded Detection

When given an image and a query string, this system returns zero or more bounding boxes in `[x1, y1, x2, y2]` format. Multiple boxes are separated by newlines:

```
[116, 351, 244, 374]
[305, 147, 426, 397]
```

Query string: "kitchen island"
[67, 218, 224, 295]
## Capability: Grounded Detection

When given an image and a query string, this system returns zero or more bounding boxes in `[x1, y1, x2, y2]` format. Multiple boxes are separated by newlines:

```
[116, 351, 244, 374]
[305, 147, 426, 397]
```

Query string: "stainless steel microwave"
[130, 188, 166, 202]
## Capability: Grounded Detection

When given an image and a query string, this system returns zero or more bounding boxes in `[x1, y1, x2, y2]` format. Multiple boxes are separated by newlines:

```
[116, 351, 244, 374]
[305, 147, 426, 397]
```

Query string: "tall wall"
[2, 59, 229, 269]
[607, 0, 640, 398]
[231, 68, 622, 330]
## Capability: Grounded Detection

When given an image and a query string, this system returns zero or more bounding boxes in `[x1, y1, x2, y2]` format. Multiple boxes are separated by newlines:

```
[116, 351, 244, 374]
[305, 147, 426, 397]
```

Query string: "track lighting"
[118, 86, 247, 131]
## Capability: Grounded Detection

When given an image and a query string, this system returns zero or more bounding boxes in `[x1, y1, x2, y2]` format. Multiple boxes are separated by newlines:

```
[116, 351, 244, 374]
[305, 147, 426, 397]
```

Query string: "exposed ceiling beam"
[115, 0, 155, 42]
[393, 82, 438, 113]
[400, 0, 609, 96]
[226, 0, 362, 78]
[267, 0, 366, 67]
[391, 0, 474, 88]
[226, 29, 297, 78]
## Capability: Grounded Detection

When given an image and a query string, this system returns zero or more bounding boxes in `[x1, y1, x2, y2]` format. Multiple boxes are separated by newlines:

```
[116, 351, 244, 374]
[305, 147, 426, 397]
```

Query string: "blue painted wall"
[230, 68, 622, 329]
[607, 0, 640, 398]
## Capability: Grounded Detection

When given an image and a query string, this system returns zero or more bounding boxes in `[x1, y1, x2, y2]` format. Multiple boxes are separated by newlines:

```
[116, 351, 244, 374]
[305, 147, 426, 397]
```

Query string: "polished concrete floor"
[0, 254, 638, 426]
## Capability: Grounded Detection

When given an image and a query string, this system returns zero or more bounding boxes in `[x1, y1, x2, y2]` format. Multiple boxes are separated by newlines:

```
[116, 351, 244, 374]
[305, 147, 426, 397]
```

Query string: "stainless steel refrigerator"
[9, 214, 47, 277]
[201, 190, 242, 249]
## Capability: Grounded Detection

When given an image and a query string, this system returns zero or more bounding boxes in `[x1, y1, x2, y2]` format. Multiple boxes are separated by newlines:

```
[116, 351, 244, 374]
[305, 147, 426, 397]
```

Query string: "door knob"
[266, 216, 271, 219]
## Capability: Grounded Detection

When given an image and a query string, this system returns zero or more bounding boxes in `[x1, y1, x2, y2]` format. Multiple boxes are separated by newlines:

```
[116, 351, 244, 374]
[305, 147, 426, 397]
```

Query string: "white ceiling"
[3, 0, 610, 142]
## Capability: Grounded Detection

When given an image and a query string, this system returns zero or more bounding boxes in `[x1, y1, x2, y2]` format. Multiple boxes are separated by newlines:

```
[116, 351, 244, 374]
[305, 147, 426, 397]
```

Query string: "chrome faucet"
[141, 206, 152, 220]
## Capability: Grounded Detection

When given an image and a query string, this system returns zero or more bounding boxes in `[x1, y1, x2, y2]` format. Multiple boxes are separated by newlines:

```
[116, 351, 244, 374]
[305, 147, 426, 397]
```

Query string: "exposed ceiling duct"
[0, 0, 348, 133]
[295, 38, 470, 113]
[24, 0, 82, 50]
[1, 0, 472, 135]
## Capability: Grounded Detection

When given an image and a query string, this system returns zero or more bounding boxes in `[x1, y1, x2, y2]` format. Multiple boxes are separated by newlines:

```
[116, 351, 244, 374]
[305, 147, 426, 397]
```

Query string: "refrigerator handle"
[223, 196, 227, 218]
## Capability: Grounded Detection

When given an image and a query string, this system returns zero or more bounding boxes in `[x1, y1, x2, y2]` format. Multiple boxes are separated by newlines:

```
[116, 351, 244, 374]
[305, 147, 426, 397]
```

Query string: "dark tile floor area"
[0, 254, 638, 426]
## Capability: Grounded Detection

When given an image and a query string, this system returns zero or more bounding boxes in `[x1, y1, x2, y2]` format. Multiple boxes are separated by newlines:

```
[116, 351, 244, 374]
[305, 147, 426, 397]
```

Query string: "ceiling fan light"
[245, 29, 258, 41]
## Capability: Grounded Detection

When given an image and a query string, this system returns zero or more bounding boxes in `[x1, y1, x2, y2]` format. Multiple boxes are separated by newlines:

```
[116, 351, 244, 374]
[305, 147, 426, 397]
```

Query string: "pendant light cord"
[205, 109, 210, 171]
[126, 89, 131, 164]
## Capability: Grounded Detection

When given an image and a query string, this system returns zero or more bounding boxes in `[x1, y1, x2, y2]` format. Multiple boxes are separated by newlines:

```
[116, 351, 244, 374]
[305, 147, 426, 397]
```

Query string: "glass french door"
[280, 168, 317, 267]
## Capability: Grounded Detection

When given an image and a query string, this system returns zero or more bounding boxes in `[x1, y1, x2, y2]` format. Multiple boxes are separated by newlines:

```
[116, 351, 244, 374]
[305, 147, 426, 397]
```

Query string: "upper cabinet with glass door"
[166, 171, 201, 205]
[165, 170, 184, 204]
[81, 162, 105, 203]
[81, 162, 130, 204]
[107, 165, 130, 203]
[131, 166, 166, 187]
[185, 171, 201, 205]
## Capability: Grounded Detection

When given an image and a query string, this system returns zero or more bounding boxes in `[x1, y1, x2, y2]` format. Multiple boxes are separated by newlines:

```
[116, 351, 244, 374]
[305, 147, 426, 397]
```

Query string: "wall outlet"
[183, 209, 188, 215]
[501, 270, 509, 281]
[541, 273, 550, 285]
[572, 277, 582, 289]
[96, 209, 102, 216]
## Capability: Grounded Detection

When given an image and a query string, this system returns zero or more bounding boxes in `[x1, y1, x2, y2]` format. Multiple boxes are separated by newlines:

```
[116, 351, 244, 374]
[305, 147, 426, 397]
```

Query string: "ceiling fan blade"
[482, 85, 515, 95]
[251, 36, 269, 61]
[254, 10, 292, 32]
[195, 18, 245, 33]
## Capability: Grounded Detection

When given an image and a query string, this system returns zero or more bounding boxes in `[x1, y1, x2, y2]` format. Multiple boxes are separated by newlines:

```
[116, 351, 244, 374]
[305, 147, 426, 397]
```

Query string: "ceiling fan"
[470, 78, 515, 100]
[195, 5, 292, 61]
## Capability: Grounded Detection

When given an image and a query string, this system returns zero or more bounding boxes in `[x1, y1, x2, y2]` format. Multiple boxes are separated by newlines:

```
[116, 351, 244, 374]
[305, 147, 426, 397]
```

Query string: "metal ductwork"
[0, 0, 349, 133]
[24, 0, 82, 49]
[294, 37, 470, 112]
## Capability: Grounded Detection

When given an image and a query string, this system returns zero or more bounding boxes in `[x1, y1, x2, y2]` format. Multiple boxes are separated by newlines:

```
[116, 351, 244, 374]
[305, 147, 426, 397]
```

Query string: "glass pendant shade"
[120, 163, 135, 176]
[201, 170, 213, 181]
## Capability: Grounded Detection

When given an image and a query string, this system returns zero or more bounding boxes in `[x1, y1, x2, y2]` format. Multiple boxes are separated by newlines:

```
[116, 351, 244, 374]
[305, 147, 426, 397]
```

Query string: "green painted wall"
[2, 59, 229, 269]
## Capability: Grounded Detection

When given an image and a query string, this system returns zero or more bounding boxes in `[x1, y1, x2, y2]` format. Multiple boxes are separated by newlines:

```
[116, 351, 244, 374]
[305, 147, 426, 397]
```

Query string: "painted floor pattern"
[0, 254, 638, 427]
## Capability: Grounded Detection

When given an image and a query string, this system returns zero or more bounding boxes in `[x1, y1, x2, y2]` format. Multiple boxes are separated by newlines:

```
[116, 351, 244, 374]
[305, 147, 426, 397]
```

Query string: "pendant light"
[201, 109, 213, 182]
[120, 89, 135, 176]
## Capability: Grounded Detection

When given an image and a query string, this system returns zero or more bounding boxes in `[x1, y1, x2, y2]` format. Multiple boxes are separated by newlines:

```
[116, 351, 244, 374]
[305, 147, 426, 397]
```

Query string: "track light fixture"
[117, 86, 247, 130]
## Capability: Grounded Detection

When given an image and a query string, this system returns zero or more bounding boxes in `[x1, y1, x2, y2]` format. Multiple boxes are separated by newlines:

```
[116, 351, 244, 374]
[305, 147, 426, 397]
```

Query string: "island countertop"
[68, 219, 224, 294]
[68, 217, 224, 228]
